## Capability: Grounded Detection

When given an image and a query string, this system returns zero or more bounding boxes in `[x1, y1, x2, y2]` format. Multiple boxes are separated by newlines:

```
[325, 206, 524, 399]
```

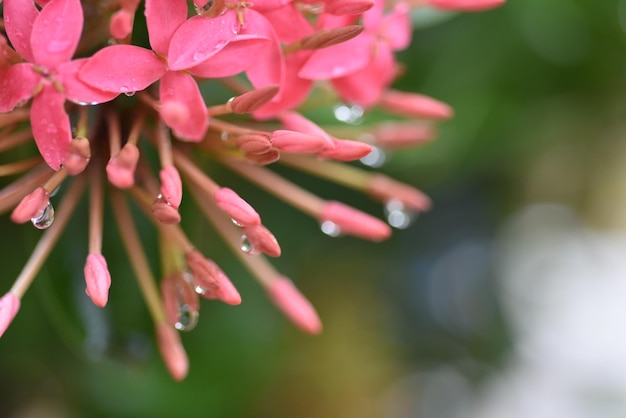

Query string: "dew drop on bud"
[175, 304, 199, 331]
[194, 285, 207, 296]
[241, 235, 255, 254]
[220, 131, 229, 141]
[320, 220, 341, 237]
[31, 201, 55, 229]
[231, 217, 243, 227]
[384, 199, 416, 229]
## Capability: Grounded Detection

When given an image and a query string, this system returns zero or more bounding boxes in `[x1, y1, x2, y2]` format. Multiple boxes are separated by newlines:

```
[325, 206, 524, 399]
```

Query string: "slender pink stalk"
[0, 292, 20, 338]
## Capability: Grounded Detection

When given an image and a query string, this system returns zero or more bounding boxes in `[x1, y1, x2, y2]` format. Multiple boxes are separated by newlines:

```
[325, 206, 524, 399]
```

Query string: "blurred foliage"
[3, 0, 626, 417]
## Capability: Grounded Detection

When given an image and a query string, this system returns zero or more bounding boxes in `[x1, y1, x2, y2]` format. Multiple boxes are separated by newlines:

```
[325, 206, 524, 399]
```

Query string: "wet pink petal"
[267, 277, 322, 334]
[79, 45, 167, 93]
[214, 187, 261, 227]
[3, 0, 39, 62]
[84, 253, 112, 308]
[31, 0, 83, 69]
[241, 10, 285, 91]
[0, 292, 20, 338]
[190, 36, 269, 79]
[30, 84, 72, 170]
[331, 41, 395, 106]
[57, 59, 120, 105]
[159, 71, 208, 142]
[167, 13, 239, 71]
[145, 0, 188, 56]
[0, 63, 40, 112]
[159, 165, 183, 209]
[298, 34, 371, 80]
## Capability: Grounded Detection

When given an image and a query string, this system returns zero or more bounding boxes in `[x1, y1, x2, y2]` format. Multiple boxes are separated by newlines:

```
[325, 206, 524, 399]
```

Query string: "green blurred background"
[3, 0, 626, 416]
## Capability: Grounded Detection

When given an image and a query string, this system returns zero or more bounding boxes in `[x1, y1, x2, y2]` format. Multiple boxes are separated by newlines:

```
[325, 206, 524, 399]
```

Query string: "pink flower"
[0, 0, 117, 170]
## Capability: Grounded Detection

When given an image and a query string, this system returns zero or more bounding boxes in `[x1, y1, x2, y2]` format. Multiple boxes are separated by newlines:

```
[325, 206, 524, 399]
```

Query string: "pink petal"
[261, 4, 313, 43]
[213, 187, 261, 227]
[79, 45, 167, 93]
[0, 63, 40, 112]
[380, 2, 411, 50]
[30, 84, 72, 170]
[298, 34, 372, 80]
[189, 35, 269, 78]
[429, 0, 505, 11]
[331, 41, 395, 106]
[57, 59, 120, 104]
[145, 0, 188, 56]
[3, 0, 39, 62]
[242, 10, 285, 92]
[159, 71, 208, 142]
[0, 292, 20, 338]
[31, 0, 83, 69]
[167, 13, 239, 71]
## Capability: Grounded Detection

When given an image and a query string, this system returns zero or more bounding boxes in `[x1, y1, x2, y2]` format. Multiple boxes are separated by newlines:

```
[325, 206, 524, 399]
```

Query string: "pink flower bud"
[245, 150, 281, 165]
[429, 0, 505, 11]
[214, 187, 261, 227]
[367, 174, 432, 212]
[271, 130, 329, 153]
[84, 253, 112, 308]
[235, 133, 273, 155]
[267, 277, 322, 335]
[160, 273, 200, 330]
[278, 112, 335, 150]
[380, 90, 453, 120]
[110, 9, 134, 39]
[318, 138, 373, 161]
[159, 165, 183, 209]
[300, 25, 364, 50]
[11, 187, 49, 224]
[186, 250, 242, 305]
[106, 143, 140, 189]
[323, 0, 374, 15]
[156, 322, 189, 381]
[64, 136, 91, 175]
[319, 201, 391, 241]
[242, 224, 281, 257]
[372, 122, 436, 149]
[229, 86, 280, 114]
[0, 292, 20, 338]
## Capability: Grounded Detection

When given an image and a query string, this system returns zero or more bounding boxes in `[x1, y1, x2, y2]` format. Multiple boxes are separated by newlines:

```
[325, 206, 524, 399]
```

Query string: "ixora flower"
[0, 0, 504, 380]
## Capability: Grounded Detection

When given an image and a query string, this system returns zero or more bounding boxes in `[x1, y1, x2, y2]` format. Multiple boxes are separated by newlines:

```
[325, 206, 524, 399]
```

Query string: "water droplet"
[49, 185, 61, 197]
[31, 201, 55, 229]
[360, 145, 386, 167]
[119, 85, 130, 93]
[220, 131, 229, 141]
[231, 217, 243, 227]
[334, 104, 364, 125]
[241, 235, 255, 254]
[174, 304, 199, 331]
[194, 285, 207, 296]
[124, 91, 135, 97]
[193, 52, 204, 62]
[320, 220, 341, 237]
[384, 199, 416, 229]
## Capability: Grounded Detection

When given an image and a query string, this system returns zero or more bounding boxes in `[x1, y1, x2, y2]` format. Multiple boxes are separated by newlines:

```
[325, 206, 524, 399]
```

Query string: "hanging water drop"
[124, 91, 135, 97]
[194, 285, 207, 296]
[231, 217, 243, 227]
[31, 201, 55, 229]
[175, 304, 199, 331]
[320, 220, 341, 237]
[220, 131, 230, 141]
[360, 145, 386, 167]
[384, 199, 416, 229]
[241, 235, 255, 254]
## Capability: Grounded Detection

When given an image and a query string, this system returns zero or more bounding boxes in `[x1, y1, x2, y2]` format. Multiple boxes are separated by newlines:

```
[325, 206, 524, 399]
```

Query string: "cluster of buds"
[0, 0, 504, 380]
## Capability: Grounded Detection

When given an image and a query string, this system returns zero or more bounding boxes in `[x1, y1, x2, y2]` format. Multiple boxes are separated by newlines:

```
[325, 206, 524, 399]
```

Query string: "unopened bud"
[186, 250, 221, 291]
[318, 138, 372, 161]
[106, 143, 140, 188]
[379, 90, 453, 120]
[152, 195, 182, 224]
[214, 187, 261, 227]
[0, 292, 20, 338]
[156, 322, 189, 381]
[267, 277, 322, 334]
[271, 130, 329, 153]
[301, 25, 364, 50]
[429, 0, 505, 11]
[242, 224, 281, 257]
[109, 9, 134, 39]
[64, 137, 91, 175]
[372, 122, 436, 149]
[161, 272, 200, 331]
[235, 133, 273, 155]
[319, 200, 391, 241]
[84, 253, 112, 308]
[245, 150, 281, 165]
[324, 0, 374, 15]
[230, 86, 280, 114]
[11, 187, 49, 224]
[159, 165, 183, 209]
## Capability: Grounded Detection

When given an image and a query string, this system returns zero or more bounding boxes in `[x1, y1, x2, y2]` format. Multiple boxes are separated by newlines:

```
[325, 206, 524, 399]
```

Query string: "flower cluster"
[0, 0, 503, 379]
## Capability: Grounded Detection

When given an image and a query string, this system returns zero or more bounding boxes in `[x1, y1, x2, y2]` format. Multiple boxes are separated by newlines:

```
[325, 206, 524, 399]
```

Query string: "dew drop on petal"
[220, 131, 230, 141]
[241, 235, 255, 254]
[174, 304, 199, 331]
[384, 199, 416, 229]
[360, 145, 386, 167]
[320, 220, 341, 237]
[124, 91, 135, 97]
[231, 217, 243, 227]
[31, 201, 55, 229]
